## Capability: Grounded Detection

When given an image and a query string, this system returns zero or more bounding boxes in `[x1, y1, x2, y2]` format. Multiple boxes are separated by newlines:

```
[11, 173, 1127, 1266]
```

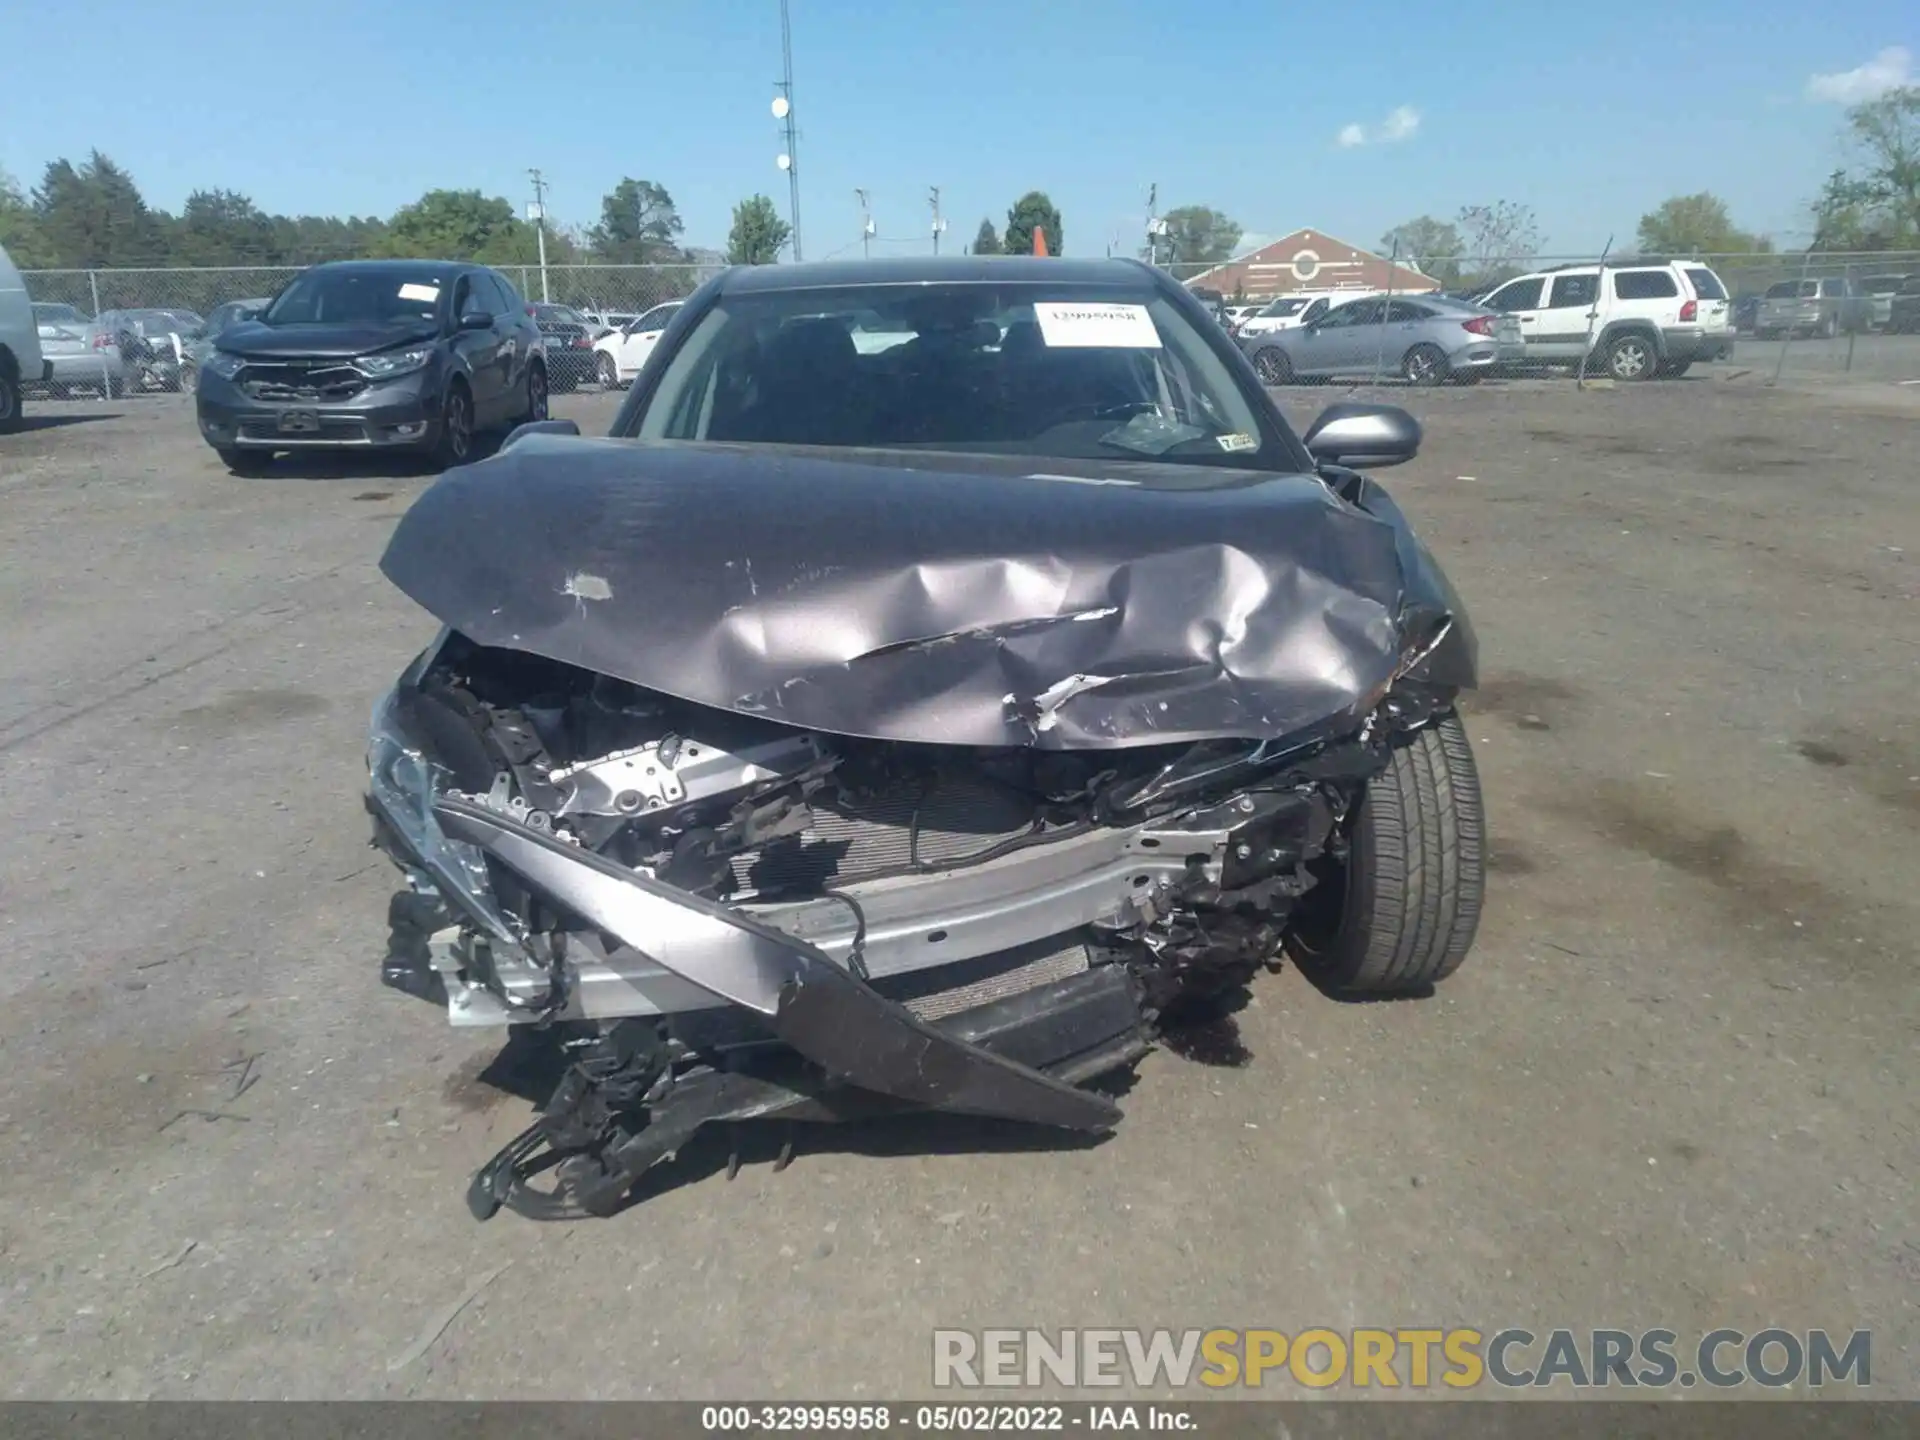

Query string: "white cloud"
[1806, 46, 1911, 104]
[1335, 105, 1421, 147]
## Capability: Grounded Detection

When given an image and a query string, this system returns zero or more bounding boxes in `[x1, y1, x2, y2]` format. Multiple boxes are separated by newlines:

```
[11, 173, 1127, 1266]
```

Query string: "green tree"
[174, 188, 277, 266]
[378, 189, 522, 258]
[0, 168, 57, 268]
[1635, 193, 1769, 255]
[1820, 86, 1920, 247]
[1003, 191, 1062, 256]
[31, 152, 163, 267]
[1154, 205, 1242, 266]
[726, 195, 791, 264]
[591, 178, 685, 262]
[969, 218, 1002, 255]
[1379, 216, 1464, 284]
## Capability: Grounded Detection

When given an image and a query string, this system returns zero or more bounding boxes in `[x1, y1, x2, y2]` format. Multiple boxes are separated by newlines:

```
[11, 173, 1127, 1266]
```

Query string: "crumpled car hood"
[379, 436, 1471, 750]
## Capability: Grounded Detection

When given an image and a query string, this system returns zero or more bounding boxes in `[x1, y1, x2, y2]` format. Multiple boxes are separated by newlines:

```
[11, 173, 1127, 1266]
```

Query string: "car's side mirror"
[1301, 402, 1421, 469]
[458, 310, 494, 332]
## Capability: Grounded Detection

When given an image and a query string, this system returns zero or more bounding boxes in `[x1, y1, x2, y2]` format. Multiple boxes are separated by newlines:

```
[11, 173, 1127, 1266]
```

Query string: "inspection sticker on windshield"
[397, 283, 440, 303]
[1033, 302, 1161, 349]
[1216, 432, 1258, 453]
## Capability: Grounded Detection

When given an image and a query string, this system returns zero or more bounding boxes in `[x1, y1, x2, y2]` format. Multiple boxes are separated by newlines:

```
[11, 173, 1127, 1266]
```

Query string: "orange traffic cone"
[1032, 226, 1048, 257]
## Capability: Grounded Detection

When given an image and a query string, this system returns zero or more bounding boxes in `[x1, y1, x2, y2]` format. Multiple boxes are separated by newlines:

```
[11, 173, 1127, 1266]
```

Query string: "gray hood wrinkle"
[379, 436, 1470, 751]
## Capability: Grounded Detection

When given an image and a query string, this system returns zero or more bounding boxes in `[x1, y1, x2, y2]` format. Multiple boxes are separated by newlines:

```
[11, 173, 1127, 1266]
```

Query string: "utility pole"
[929, 186, 946, 255]
[856, 189, 873, 259]
[527, 168, 551, 301]
[773, 0, 803, 261]
[1144, 183, 1167, 270]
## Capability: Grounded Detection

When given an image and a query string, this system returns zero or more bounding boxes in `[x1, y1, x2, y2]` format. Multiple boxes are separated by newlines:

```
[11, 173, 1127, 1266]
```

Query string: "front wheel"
[596, 353, 621, 389]
[0, 368, 22, 434]
[519, 363, 549, 425]
[429, 383, 476, 471]
[1287, 714, 1486, 994]
[1656, 359, 1693, 379]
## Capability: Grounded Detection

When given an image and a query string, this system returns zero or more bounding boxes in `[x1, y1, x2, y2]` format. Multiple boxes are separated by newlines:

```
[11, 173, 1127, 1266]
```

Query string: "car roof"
[300, 258, 477, 276]
[714, 255, 1161, 295]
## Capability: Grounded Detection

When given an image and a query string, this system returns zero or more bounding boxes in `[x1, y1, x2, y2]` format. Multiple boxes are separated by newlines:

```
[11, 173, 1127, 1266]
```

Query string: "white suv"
[1479, 260, 1734, 380]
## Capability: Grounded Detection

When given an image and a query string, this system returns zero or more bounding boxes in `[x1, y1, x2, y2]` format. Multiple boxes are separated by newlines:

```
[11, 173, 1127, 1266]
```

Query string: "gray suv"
[196, 260, 547, 474]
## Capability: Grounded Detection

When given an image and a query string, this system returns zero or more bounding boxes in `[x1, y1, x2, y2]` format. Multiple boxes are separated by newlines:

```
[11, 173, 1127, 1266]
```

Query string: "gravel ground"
[0, 371, 1914, 1400]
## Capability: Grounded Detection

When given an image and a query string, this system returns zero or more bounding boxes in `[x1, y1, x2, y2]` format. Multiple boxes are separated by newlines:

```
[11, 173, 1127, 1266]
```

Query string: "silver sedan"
[1241, 294, 1525, 386]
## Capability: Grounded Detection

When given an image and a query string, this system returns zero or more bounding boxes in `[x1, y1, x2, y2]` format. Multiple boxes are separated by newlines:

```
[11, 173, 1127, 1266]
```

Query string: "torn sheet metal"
[380, 436, 1476, 751]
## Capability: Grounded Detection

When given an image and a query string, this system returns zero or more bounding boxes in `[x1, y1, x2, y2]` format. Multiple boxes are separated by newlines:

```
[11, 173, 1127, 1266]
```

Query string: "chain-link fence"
[1168, 248, 1920, 387]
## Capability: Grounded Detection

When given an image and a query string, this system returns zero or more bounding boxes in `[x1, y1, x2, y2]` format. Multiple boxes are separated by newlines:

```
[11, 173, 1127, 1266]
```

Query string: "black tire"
[1605, 332, 1657, 381]
[1402, 343, 1448, 386]
[1253, 347, 1292, 385]
[1817, 313, 1837, 340]
[596, 352, 621, 389]
[430, 382, 476, 471]
[518, 362, 549, 425]
[1287, 714, 1486, 994]
[1755, 327, 1777, 341]
[0, 366, 22, 434]
[217, 448, 275, 476]
[1656, 359, 1693, 379]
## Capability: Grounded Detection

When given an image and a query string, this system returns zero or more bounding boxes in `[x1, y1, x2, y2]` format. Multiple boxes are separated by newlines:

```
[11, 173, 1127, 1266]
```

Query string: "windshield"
[263, 267, 446, 326]
[1257, 297, 1309, 317]
[1863, 277, 1904, 295]
[626, 281, 1284, 467]
[1765, 281, 1819, 299]
[535, 304, 590, 325]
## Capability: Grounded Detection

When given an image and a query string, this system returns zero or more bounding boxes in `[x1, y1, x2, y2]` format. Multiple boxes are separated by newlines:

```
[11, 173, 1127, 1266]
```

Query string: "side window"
[477, 273, 512, 315]
[1612, 270, 1678, 300]
[1486, 278, 1543, 312]
[450, 275, 476, 319]
[491, 272, 523, 310]
[1387, 300, 1434, 322]
[1302, 298, 1328, 324]
[1547, 274, 1599, 309]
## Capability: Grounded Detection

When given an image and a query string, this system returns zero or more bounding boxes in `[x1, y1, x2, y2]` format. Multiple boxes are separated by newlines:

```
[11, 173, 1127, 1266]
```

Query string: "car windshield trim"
[616, 280, 1308, 471]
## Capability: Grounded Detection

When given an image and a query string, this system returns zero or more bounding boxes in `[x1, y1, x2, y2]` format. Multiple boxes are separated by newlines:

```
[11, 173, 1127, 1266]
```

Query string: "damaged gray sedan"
[367, 256, 1485, 1220]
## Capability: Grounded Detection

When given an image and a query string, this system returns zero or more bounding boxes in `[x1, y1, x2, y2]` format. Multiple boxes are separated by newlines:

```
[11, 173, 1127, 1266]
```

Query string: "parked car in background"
[1755, 278, 1872, 339]
[1479, 260, 1734, 379]
[1223, 303, 1261, 331]
[1885, 276, 1920, 335]
[1242, 293, 1524, 386]
[31, 302, 125, 397]
[1235, 289, 1376, 338]
[1731, 293, 1763, 334]
[592, 300, 683, 387]
[1, 241, 48, 432]
[526, 303, 599, 391]
[195, 259, 547, 474]
[1860, 275, 1914, 331]
[580, 308, 636, 335]
[96, 308, 207, 391]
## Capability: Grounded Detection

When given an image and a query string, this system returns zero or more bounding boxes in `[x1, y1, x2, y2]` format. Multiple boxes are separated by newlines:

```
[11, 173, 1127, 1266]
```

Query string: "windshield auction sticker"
[1032, 302, 1162, 348]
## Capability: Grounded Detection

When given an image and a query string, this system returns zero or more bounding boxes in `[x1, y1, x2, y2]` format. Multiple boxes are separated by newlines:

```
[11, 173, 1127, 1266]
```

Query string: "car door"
[1532, 273, 1600, 362]
[1291, 297, 1386, 375]
[487, 271, 534, 405]
[619, 303, 681, 377]
[450, 273, 507, 420]
[1482, 276, 1548, 358]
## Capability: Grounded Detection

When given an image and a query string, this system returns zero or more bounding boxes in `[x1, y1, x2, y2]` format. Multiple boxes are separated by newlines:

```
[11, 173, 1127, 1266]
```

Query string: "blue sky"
[2, 0, 1912, 257]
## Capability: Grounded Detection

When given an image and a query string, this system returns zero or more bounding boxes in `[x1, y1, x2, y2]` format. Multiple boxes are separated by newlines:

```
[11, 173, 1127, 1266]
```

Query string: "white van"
[0, 241, 48, 432]
[1234, 288, 1380, 338]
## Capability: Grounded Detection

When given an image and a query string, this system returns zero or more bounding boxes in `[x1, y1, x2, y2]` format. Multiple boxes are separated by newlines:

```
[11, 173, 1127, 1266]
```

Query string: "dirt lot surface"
[1, 372, 1915, 1400]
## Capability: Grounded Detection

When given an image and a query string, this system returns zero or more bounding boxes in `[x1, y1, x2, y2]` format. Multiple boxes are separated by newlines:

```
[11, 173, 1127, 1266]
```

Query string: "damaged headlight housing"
[353, 346, 435, 380]
[205, 350, 245, 379]
[366, 685, 520, 947]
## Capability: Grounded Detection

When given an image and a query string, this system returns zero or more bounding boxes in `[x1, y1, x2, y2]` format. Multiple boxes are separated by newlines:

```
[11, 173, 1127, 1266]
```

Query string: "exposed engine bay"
[370, 629, 1459, 1220]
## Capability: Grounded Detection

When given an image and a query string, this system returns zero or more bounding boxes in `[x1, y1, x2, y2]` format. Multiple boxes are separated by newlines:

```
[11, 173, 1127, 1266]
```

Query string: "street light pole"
[929, 186, 945, 255]
[774, 0, 803, 261]
[856, 189, 872, 259]
[527, 168, 551, 301]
